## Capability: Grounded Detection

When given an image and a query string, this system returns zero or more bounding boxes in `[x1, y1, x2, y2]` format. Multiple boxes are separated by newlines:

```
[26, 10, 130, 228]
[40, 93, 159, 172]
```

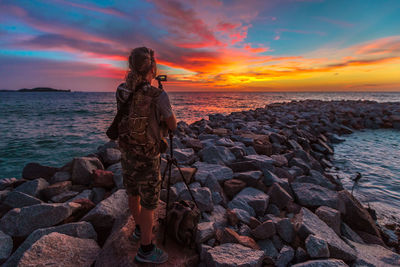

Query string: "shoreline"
[0, 99, 400, 266]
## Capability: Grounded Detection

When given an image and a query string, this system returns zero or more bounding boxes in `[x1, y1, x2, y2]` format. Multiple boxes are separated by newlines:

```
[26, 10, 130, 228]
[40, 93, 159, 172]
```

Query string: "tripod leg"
[162, 160, 172, 246]
[173, 162, 201, 215]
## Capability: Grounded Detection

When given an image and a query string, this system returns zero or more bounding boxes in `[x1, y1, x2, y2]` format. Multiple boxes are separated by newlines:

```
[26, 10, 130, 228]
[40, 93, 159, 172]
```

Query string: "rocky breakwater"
[0, 99, 400, 266]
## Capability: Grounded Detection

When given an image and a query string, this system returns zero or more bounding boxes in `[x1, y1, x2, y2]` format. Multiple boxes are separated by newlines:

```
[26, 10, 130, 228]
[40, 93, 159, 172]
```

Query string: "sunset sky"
[0, 0, 399, 92]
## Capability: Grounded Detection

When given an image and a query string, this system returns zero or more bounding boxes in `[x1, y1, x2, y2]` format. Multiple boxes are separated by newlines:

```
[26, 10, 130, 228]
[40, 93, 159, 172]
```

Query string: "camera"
[155, 75, 167, 82]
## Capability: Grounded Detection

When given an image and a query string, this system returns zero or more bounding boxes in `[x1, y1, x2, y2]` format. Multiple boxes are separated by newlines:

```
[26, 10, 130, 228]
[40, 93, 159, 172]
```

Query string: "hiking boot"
[135, 244, 168, 264]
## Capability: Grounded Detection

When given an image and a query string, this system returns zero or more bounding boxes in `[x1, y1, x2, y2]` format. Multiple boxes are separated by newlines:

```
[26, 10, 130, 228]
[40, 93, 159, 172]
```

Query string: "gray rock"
[3, 191, 43, 208]
[292, 183, 342, 210]
[17, 232, 100, 267]
[179, 186, 213, 212]
[41, 181, 72, 200]
[294, 247, 308, 263]
[106, 162, 124, 189]
[294, 170, 336, 190]
[257, 239, 278, 259]
[232, 187, 269, 217]
[67, 189, 93, 203]
[268, 183, 293, 209]
[99, 148, 121, 165]
[294, 208, 356, 261]
[275, 218, 294, 243]
[49, 171, 71, 184]
[174, 148, 196, 164]
[291, 259, 348, 267]
[216, 137, 235, 147]
[233, 170, 262, 187]
[289, 157, 310, 174]
[212, 191, 224, 206]
[272, 234, 284, 251]
[0, 202, 77, 237]
[204, 175, 222, 193]
[205, 243, 265, 267]
[340, 223, 364, 243]
[230, 208, 252, 225]
[0, 231, 12, 262]
[71, 156, 104, 185]
[193, 161, 233, 185]
[14, 178, 48, 198]
[348, 239, 400, 267]
[199, 145, 236, 165]
[266, 204, 280, 216]
[200, 244, 212, 261]
[3, 222, 97, 267]
[92, 187, 106, 204]
[262, 169, 281, 186]
[228, 198, 256, 218]
[203, 205, 228, 229]
[276, 245, 295, 267]
[244, 154, 274, 171]
[196, 222, 215, 244]
[251, 220, 276, 240]
[51, 190, 79, 203]
[315, 206, 341, 236]
[305, 235, 330, 258]
[81, 189, 129, 231]
[0, 190, 9, 202]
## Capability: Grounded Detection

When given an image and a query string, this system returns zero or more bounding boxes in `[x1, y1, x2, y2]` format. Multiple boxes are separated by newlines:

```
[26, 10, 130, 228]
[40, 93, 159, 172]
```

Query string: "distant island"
[0, 87, 71, 92]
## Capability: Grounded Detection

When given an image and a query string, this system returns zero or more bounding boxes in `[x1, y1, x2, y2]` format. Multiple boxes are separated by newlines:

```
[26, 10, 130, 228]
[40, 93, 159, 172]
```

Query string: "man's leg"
[139, 206, 154, 245]
[129, 195, 141, 226]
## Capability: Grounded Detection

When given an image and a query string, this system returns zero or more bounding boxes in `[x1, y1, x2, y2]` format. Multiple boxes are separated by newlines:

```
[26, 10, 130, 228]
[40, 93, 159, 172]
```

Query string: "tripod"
[161, 131, 200, 245]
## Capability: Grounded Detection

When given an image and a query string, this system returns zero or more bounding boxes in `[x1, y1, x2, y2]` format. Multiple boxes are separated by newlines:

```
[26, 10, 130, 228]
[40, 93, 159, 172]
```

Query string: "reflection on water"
[1, 91, 400, 179]
[333, 129, 400, 224]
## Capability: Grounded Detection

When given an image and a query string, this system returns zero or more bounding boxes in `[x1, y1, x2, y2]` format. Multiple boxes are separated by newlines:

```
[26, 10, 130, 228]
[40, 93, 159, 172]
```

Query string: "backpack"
[117, 82, 164, 158]
[166, 199, 200, 247]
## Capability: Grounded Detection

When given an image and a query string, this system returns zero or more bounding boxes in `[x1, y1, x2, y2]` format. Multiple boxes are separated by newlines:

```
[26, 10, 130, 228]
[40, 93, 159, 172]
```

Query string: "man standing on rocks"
[116, 47, 177, 264]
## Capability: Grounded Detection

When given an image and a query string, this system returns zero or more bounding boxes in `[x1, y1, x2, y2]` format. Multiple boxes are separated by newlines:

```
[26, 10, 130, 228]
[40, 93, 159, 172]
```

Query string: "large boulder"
[293, 171, 336, 190]
[347, 239, 400, 266]
[199, 146, 236, 165]
[196, 222, 215, 244]
[106, 162, 124, 189]
[275, 218, 294, 243]
[243, 154, 274, 171]
[233, 170, 262, 187]
[276, 245, 295, 267]
[193, 161, 233, 185]
[338, 190, 381, 238]
[292, 183, 342, 211]
[41, 181, 72, 200]
[315, 206, 341, 236]
[49, 171, 71, 184]
[0, 202, 78, 237]
[231, 187, 269, 217]
[22, 162, 58, 180]
[179, 186, 213, 212]
[268, 182, 293, 209]
[81, 189, 129, 232]
[293, 208, 356, 261]
[305, 234, 330, 258]
[71, 157, 104, 185]
[17, 232, 100, 267]
[291, 259, 348, 267]
[205, 243, 265, 267]
[0, 231, 12, 263]
[91, 169, 115, 188]
[98, 148, 121, 166]
[14, 178, 48, 198]
[173, 148, 196, 165]
[3, 222, 97, 267]
[3, 191, 42, 208]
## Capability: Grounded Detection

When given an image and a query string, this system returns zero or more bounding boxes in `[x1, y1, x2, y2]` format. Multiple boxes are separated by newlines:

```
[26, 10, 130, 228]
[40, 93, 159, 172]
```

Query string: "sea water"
[1, 91, 400, 222]
[333, 128, 400, 224]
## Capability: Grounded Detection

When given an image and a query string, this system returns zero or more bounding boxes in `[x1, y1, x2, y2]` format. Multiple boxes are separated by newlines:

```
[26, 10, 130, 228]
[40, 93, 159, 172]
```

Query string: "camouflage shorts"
[120, 150, 161, 210]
